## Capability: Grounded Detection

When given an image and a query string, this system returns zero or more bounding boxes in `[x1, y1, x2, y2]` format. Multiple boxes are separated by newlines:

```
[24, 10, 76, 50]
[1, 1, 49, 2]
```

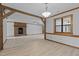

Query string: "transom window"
[55, 15, 72, 34]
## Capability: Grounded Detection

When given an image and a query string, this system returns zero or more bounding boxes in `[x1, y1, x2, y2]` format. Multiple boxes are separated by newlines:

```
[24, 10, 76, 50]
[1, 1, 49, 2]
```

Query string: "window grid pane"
[63, 16, 71, 32]
[63, 25, 71, 32]
[56, 25, 61, 32]
[56, 18, 62, 25]
[55, 15, 72, 33]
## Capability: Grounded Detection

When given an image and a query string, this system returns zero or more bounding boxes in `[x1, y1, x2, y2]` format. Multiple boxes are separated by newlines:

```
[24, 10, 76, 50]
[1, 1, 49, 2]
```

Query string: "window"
[55, 15, 72, 35]
[55, 18, 62, 32]
[63, 16, 71, 32]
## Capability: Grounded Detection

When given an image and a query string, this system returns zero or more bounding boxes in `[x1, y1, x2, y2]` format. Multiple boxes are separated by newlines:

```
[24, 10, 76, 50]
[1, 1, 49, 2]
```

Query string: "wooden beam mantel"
[1, 5, 42, 19]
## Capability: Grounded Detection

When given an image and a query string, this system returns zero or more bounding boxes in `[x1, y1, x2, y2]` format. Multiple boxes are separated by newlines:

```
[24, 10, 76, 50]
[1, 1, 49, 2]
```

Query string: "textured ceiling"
[3, 3, 79, 17]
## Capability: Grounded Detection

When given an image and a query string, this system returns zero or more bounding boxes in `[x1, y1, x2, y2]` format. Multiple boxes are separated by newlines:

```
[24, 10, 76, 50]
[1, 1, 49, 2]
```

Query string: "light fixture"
[42, 3, 51, 18]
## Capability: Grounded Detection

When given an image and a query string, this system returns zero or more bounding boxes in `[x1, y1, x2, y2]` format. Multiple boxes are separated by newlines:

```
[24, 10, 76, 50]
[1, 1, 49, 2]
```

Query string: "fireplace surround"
[14, 22, 26, 36]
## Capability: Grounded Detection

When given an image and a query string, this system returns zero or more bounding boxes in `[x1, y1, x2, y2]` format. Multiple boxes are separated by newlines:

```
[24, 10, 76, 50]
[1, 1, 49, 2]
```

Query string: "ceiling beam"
[0, 11, 15, 19]
[47, 6, 79, 18]
[0, 3, 4, 50]
[40, 18, 44, 24]
[1, 5, 42, 19]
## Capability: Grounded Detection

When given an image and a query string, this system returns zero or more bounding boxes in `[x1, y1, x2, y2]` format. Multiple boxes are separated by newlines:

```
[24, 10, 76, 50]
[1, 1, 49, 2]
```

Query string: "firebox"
[18, 28, 23, 34]
[14, 22, 26, 36]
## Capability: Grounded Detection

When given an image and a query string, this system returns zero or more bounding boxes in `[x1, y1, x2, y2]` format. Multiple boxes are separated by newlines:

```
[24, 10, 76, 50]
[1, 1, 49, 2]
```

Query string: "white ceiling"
[2, 3, 79, 24]
[3, 3, 79, 17]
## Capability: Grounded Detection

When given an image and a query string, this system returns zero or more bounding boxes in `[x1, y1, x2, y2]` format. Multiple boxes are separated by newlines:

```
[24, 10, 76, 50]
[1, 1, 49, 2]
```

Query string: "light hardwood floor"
[0, 37, 79, 56]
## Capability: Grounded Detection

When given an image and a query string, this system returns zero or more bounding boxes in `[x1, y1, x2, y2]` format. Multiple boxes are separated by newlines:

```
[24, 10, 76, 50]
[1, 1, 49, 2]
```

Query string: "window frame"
[54, 15, 73, 36]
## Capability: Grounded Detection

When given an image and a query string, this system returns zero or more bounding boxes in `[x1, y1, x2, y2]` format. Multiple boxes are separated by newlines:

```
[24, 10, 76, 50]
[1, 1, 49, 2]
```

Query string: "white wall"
[73, 12, 79, 35]
[6, 22, 43, 37]
[6, 12, 43, 24]
[46, 9, 79, 47]
[46, 18, 54, 33]
[27, 24, 42, 34]
[2, 12, 43, 40]
[47, 9, 79, 35]
[4, 12, 43, 39]
[47, 34, 79, 47]
[7, 22, 14, 37]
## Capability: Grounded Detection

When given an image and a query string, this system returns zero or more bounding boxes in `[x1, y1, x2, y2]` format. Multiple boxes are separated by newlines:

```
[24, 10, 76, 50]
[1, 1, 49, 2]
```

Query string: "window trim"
[54, 14, 73, 36]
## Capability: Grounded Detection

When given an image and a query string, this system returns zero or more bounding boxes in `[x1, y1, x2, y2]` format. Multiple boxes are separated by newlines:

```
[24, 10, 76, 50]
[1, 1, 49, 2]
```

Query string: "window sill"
[46, 32, 72, 36]
[53, 32, 72, 36]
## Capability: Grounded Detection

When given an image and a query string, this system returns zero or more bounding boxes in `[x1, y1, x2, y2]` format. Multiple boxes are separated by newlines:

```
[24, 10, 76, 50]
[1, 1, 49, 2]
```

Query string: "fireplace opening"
[18, 28, 23, 34]
[14, 22, 26, 36]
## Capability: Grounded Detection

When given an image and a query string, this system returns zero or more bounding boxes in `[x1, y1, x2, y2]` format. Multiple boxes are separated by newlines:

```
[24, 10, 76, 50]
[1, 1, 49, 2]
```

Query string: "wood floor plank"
[0, 36, 79, 56]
